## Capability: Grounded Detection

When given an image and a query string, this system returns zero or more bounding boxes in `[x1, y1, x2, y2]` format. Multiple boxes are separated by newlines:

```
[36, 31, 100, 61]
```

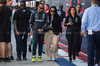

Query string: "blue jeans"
[15, 30, 28, 58]
[86, 32, 100, 66]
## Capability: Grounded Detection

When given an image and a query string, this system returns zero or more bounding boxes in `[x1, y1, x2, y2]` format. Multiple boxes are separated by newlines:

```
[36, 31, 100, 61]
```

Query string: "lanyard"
[91, 4, 99, 7]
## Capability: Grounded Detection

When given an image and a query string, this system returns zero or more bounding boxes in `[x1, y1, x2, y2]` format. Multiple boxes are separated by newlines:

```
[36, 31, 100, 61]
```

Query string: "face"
[50, 8, 56, 15]
[20, 3, 26, 10]
[76, 5, 80, 12]
[45, 5, 48, 10]
[38, 4, 44, 12]
[91, 0, 93, 5]
[70, 8, 75, 15]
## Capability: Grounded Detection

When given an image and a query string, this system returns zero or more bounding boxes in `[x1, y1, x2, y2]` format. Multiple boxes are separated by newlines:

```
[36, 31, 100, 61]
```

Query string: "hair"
[38, 3, 44, 7]
[39, 0, 45, 4]
[59, 4, 63, 10]
[77, 4, 81, 8]
[20, 1, 26, 5]
[68, 6, 77, 15]
[91, 0, 99, 4]
[15, 5, 19, 9]
[76, 4, 81, 12]
[49, 6, 59, 18]
[0, 0, 6, 4]
[45, 4, 49, 8]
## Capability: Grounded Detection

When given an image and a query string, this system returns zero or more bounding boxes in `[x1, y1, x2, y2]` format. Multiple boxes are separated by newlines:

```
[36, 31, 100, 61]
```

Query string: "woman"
[64, 6, 81, 62]
[45, 6, 62, 61]
[76, 4, 83, 19]
[76, 4, 83, 56]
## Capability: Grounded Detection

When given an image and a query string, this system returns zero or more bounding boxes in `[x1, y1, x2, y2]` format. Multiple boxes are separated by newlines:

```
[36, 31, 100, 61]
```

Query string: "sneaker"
[10, 56, 14, 60]
[1, 58, 6, 63]
[5, 58, 10, 62]
[95, 63, 99, 66]
[0, 58, 1, 62]
[16, 57, 21, 61]
[75, 53, 79, 56]
[73, 55, 76, 60]
[32, 55, 36, 62]
[28, 45, 31, 52]
[38, 56, 42, 62]
[52, 58, 55, 61]
[23, 58, 27, 60]
[68, 57, 72, 62]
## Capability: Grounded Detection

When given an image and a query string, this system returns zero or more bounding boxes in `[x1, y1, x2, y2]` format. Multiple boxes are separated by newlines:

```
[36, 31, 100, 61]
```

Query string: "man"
[81, 0, 100, 66]
[13, 1, 31, 61]
[28, 0, 46, 53]
[57, 4, 66, 43]
[45, 4, 49, 14]
[34, 0, 45, 12]
[30, 3, 49, 62]
[0, 0, 12, 62]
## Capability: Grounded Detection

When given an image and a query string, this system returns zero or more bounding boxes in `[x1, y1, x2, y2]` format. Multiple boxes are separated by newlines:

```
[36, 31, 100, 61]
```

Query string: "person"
[11, 5, 19, 31]
[76, 4, 83, 56]
[13, 1, 31, 61]
[45, 4, 49, 14]
[7, 5, 19, 61]
[81, 0, 100, 66]
[0, 45, 1, 62]
[57, 4, 66, 44]
[45, 6, 62, 61]
[30, 3, 49, 62]
[28, 0, 46, 51]
[34, 0, 45, 12]
[0, 0, 12, 62]
[64, 6, 81, 62]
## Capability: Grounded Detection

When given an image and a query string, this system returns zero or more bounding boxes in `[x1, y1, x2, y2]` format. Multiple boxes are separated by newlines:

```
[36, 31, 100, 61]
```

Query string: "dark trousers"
[66, 31, 79, 57]
[86, 32, 100, 66]
[76, 34, 82, 53]
[32, 31, 44, 56]
[15, 30, 28, 58]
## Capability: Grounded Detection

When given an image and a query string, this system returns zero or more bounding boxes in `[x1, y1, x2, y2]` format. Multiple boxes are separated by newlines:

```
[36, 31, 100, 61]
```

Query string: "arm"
[42, 14, 49, 31]
[58, 17, 62, 33]
[81, 10, 88, 37]
[29, 12, 35, 32]
[64, 16, 68, 26]
[81, 10, 88, 33]
[13, 12, 19, 36]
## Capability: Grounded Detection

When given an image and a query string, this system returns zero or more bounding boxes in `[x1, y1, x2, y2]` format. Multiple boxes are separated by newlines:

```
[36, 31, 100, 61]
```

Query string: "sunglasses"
[20, 5, 25, 7]
[40, 7, 44, 9]
[50, 10, 56, 12]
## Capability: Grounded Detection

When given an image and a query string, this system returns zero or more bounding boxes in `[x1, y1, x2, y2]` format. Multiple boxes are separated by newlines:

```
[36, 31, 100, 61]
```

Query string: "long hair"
[49, 6, 59, 18]
[68, 6, 77, 15]
[76, 4, 81, 13]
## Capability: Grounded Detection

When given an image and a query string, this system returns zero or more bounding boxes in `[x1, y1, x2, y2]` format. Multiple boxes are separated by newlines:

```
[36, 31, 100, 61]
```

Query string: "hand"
[37, 29, 43, 33]
[59, 33, 62, 36]
[63, 26, 66, 31]
[80, 31, 83, 36]
[47, 26, 53, 29]
[83, 32, 87, 37]
[67, 22, 73, 26]
[16, 31, 20, 36]
[28, 33, 30, 37]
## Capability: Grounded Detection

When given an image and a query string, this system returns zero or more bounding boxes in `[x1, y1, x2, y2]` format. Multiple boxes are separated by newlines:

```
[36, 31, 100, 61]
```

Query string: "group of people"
[0, 0, 100, 66]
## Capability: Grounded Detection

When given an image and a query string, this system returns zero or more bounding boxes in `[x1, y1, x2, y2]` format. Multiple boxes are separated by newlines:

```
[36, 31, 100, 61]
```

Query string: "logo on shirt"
[42, 14, 45, 20]
[75, 17, 78, 23]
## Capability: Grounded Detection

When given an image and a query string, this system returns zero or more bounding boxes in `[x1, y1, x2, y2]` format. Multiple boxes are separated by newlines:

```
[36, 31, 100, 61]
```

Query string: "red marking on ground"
[58, 43, 88, 63]
[57, 56, 69, 58]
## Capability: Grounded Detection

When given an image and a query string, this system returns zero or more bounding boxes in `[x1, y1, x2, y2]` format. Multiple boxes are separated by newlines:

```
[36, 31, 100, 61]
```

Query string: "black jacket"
[64, 14, 81, 31]
[30, 11, 49, 32]
[13, 8, 31, 31]
[46, 15, 62, 35]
